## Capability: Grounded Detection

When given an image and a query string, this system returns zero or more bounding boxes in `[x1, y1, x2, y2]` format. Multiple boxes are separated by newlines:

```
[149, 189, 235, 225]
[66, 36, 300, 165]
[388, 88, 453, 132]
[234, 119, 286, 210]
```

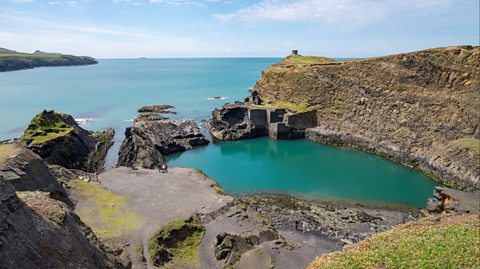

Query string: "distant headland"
[0, 47, 97, 72]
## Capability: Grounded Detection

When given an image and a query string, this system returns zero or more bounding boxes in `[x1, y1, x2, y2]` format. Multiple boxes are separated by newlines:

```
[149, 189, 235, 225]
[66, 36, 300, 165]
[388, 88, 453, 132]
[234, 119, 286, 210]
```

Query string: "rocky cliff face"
[118, 112, 209, 169]
[253, 46, 480, 189]
[207, 102, 316, 140]
[0, 144, 72, 206]
[20, 110, 114, 173]
[0, 177, 125, 269]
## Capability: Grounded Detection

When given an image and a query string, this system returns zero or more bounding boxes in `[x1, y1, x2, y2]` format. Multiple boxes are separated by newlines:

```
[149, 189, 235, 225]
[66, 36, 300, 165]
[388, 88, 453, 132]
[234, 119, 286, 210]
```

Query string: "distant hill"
[0, 48, 97, 72]
[0, 47, 18, 54]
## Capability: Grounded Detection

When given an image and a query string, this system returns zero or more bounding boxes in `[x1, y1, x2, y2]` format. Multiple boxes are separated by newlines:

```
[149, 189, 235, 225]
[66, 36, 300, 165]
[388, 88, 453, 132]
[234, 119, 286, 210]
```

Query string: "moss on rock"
[21, 110, 75, 145]
[72, 180, 143, 238]
[148, 217, 205, 268]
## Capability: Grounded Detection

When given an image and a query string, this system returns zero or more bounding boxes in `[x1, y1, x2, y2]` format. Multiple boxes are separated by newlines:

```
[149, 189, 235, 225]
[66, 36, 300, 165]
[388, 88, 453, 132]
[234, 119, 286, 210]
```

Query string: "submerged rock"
[19, 110, 114, 173]
[117, 111, 209, 169]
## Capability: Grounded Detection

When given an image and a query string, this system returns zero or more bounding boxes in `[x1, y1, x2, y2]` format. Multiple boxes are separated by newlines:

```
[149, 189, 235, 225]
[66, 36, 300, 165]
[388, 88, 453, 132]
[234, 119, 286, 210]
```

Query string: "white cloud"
[8, 0, 36, 3]
[215, 0, 456, 27]
[0, 12, 227, 57]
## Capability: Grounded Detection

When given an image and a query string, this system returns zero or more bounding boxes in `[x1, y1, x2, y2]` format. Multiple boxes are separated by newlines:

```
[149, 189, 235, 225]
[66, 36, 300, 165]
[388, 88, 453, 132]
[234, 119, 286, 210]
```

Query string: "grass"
[281, 55, 333, 64]
[0, 144, 21, 164]
[149, 217, 206, 268]
[251, 99, 315, 113]
[451, 138, 480, 156]
[72, 180, 143, 238]
[17, 191, 68, 226]
[0, 53, 63, 59]
[210, 182, 227, 196]
[307, 214, 480, 269]
[22, 111, 75, 144]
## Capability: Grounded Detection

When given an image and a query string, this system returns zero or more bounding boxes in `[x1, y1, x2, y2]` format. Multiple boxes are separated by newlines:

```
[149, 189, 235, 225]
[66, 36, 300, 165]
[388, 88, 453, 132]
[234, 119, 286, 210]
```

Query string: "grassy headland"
[0, 47, 97, 72]
[307, 213, 480, 269]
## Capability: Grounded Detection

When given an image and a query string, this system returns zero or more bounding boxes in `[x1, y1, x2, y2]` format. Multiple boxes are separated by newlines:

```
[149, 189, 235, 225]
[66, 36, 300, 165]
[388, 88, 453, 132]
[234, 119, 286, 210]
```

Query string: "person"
[162, 162, 168, 173]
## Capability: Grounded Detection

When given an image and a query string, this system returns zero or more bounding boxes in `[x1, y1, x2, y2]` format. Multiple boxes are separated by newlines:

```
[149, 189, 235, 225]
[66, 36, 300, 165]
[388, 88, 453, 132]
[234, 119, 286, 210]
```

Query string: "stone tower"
[291, 50, 299, 55]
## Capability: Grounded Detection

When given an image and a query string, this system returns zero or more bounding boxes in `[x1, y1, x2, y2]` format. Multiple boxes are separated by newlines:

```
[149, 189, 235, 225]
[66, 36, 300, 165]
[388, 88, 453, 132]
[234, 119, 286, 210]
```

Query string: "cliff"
[0, 48, 97, 72]
[0, 144, 126, 269]
[253, 46, 480, 190]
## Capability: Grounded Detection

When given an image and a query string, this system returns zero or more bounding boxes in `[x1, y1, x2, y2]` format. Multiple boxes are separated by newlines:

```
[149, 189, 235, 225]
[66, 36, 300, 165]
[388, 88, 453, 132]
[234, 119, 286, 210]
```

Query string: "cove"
[168, 137, 438, 208]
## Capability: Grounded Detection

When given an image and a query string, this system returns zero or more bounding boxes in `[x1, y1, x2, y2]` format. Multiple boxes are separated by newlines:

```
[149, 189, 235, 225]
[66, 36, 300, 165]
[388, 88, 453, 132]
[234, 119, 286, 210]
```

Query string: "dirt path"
[98, 167, 232, 269]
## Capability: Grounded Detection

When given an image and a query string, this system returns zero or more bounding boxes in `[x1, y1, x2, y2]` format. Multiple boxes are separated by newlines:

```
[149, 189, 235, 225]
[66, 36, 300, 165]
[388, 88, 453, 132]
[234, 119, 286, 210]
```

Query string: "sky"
[0, 0, 478, 58]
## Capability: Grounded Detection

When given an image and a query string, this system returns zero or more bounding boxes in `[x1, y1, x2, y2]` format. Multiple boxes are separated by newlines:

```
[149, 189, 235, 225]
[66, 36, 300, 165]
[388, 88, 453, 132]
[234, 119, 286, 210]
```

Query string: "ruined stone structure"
[207, 102, 317, 140]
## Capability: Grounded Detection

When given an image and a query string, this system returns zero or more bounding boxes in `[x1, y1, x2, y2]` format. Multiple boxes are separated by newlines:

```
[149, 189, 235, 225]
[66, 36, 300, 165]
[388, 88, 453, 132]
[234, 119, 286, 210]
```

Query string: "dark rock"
[133, 113, 168, 123]
[426, 187, 480, 214]
[19, 110, 114, 173]
[117, 115, 209, 169]
[206, 102, 316, 140]
[0, 176, 126, 269]
[137, 104, 175, 114]
[0, 145, 72, 207]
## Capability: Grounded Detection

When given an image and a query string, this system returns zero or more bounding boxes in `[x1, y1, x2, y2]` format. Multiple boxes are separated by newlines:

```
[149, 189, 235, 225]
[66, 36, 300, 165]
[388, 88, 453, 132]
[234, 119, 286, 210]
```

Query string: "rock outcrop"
[20, 110, 114, 173]
[253, 46, 480, 189]
[0, 144, 71, 206]
[117, 110, 209, 169]
[0, 177, 126, 269]
[207, 102, 317, 140]
[426, 187, 480, 214]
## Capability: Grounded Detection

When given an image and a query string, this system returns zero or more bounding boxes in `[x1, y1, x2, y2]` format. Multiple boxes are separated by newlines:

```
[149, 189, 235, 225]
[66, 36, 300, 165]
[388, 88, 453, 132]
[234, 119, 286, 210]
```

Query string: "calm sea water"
[0, 59, 437, 207]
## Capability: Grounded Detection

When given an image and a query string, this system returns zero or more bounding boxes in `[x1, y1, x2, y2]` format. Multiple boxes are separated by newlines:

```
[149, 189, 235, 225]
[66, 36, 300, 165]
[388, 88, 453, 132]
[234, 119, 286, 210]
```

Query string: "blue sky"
[0, 0, 478, 58]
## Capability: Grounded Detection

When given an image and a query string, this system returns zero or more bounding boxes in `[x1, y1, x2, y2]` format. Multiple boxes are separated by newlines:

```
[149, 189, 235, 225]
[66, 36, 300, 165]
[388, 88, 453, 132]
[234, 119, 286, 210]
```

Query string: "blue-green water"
[169, 138, 437, 207]
[0, 59, 437, 207]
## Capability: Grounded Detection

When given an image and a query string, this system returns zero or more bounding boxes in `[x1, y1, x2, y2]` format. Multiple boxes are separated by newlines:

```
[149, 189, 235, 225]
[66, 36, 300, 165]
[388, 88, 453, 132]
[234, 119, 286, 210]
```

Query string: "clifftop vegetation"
[0, 47, 97, 72]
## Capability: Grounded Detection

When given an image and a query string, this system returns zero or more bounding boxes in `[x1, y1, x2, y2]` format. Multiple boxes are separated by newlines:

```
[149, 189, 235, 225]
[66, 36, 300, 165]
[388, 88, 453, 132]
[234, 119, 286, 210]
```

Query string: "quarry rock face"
[0, 178, 126, 269]
[207, 102, 317, 140]
[253, 46, 480, 189]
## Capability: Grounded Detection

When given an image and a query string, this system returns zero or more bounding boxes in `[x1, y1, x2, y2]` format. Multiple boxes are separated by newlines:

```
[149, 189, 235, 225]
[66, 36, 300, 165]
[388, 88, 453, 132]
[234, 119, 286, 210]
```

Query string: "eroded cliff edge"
[252, 46, 480, 189]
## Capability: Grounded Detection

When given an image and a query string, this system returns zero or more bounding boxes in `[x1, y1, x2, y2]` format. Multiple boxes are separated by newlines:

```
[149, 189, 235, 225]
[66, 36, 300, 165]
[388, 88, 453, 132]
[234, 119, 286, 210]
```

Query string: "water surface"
[168, 137, 437, 207]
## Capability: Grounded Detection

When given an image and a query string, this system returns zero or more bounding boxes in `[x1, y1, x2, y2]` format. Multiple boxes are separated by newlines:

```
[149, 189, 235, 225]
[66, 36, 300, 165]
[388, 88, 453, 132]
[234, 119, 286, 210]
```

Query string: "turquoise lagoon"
[0, 58, 437, 207]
